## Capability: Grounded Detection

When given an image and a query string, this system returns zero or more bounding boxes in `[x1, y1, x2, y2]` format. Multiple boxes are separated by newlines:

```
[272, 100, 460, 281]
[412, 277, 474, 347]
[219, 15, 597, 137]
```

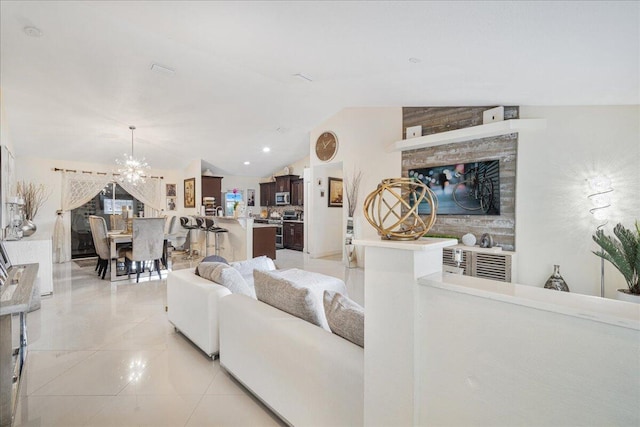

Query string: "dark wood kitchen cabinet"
[260, 182, 276, 207]
[275, 174, 299, 193]
[253, 226, 276, 260]
[283, 222, 303, 251]
[291, 178, 304, 206]
[202, 176, 222, 207]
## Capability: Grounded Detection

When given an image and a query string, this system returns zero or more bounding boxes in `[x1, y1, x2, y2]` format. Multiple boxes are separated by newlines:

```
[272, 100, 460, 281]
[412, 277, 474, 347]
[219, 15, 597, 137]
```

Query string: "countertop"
[253, 224, 278, 228]
[283, 219, 304, 223]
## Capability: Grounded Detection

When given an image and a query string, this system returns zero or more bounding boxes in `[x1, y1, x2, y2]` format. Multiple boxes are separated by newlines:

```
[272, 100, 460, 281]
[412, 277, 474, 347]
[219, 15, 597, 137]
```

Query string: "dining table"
[107, 231, 170, 282]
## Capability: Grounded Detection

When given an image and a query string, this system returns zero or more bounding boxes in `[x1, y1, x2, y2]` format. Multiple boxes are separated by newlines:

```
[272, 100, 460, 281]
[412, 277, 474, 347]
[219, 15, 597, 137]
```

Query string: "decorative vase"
[345, 216, 357, 268]
[544, 265, 570, 292]
[461, 233, 476, 246]
[21, 219, 37, 237]
[616, 289, 640, 304]
[233, 207, 239, 219]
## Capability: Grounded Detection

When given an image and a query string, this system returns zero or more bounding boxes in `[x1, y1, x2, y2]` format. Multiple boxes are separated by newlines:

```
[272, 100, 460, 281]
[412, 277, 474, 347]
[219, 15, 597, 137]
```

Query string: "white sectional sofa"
[219, 293, 364, 427]
[167, 268, 231, 357]
[168, 260, 365, 426]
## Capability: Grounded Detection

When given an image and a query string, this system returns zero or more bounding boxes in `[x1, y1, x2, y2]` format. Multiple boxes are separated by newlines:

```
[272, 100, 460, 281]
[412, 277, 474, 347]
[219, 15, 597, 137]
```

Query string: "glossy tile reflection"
[14, 250, 361, 426]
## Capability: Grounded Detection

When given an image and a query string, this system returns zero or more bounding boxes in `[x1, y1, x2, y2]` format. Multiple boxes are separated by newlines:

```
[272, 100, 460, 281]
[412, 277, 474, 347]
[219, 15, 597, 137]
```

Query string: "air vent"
[442, 247, 514, 282]
[473, 253, 511, 282]
[443, 248, 470, 275]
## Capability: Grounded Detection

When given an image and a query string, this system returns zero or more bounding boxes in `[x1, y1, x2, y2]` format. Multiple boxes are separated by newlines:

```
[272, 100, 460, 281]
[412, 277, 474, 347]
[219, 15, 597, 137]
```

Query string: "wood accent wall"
[401, 107, 518, 250]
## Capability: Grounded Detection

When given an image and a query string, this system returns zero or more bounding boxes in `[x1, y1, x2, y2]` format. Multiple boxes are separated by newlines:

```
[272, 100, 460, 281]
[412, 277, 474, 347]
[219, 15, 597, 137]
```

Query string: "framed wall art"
[328, 177, 343, 208]
[166, 197, 176, 211]
[184, 178, 196, 208]
[166, 183, 176, 197]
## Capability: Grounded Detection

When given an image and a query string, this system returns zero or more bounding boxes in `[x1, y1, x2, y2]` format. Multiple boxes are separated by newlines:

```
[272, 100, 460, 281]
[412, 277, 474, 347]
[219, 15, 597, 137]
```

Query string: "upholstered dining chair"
[88, 215, 111, 280]
[124, 218, 165, 283]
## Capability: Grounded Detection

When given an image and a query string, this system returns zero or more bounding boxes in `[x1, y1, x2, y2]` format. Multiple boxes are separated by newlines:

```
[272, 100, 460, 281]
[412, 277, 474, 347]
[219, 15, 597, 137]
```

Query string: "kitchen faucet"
[215, 206, 224, 217]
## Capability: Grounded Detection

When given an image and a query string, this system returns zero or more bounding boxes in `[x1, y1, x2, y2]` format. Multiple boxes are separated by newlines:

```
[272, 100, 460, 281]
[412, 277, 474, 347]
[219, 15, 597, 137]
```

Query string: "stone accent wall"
[401, 107, 518, 250]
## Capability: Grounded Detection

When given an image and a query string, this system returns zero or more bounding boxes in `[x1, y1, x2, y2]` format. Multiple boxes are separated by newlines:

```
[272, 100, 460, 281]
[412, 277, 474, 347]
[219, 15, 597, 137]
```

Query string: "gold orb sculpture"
[363, 178, 438, 240]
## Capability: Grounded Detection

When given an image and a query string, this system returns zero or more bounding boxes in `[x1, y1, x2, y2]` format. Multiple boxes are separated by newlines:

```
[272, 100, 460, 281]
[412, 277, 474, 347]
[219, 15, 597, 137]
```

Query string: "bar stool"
[203, 218, 228, 257]
[180, 216, 199, 260]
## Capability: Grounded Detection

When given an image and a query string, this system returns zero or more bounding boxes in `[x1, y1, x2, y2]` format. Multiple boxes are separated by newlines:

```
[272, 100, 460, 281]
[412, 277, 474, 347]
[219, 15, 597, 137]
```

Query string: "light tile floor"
[13, 249, 363, 427]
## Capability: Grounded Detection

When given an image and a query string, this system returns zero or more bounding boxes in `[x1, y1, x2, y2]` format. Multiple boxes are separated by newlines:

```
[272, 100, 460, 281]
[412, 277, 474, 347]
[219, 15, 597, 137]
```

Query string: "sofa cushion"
[201, 255, 229, 264]
[323, 291, 364, 348]
[197, 262, 255, 298]
[253, 269, 347, 330]
[230, 255, 276, 276]
[230, 256, 276, 287]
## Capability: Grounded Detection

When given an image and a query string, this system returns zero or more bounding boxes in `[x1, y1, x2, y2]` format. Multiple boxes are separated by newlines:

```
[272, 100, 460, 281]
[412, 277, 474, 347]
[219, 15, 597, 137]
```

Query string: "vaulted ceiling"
[1, 1, 638, 177]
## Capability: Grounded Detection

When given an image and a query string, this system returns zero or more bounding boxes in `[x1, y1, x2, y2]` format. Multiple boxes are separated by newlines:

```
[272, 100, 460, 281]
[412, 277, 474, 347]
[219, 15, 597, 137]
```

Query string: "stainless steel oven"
[269, 219, 284, 248]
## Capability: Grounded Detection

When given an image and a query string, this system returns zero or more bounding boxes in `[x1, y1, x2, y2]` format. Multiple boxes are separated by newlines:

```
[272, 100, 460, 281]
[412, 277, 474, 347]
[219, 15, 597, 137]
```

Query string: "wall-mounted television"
[409, 159, 500, 215]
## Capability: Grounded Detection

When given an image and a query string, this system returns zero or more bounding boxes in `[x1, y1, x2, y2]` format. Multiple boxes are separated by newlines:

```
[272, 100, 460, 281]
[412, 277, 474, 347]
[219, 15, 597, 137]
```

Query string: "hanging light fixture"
[116, 125, 150, 185]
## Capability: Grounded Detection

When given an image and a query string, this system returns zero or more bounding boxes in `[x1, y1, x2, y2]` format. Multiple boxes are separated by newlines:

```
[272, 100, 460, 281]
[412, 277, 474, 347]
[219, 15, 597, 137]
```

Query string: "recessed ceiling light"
[23, 26, 42, 37]
[150, 63, 175, 76]
[408, 57, 421, 64]
[244, 161, 250, 165]
[262, 147, 271, 153]
[292, 73, 313, 82]
[276, 127, 289, 134]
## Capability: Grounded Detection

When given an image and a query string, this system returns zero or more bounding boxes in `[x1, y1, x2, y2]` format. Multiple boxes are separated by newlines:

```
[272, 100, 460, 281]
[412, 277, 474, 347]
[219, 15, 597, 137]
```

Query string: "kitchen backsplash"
[255, 205, 303, 218]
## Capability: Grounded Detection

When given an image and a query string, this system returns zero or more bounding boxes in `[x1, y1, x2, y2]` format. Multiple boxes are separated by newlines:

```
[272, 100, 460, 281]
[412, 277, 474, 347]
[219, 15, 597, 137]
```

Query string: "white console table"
[4, 233, 53, 295]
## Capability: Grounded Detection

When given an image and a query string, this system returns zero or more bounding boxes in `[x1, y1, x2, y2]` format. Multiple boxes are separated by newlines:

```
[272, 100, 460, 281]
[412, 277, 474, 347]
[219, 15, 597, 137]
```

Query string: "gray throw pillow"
[254, 269, 332, 330]
[201, 255, 229, 264]
[323, 290, 364, 348]
[197, 261, 255, 298]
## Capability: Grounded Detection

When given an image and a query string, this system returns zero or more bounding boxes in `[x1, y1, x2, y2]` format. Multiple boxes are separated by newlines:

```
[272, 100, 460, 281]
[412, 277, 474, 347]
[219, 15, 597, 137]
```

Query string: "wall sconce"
[587, 176, 613, 228]
[587, 176, 613, 297]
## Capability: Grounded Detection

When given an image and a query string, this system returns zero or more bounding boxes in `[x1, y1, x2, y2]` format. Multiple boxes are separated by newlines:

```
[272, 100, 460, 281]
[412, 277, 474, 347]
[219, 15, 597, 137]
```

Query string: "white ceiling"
[1, 1, 638, 177]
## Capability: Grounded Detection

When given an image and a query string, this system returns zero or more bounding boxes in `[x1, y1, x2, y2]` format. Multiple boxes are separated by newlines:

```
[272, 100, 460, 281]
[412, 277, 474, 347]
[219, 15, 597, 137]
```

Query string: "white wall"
[308, 165, 343, 257]
[288, 155, 310, 178]
[517, 106, 640, 296]
[309, 107, 402, 263]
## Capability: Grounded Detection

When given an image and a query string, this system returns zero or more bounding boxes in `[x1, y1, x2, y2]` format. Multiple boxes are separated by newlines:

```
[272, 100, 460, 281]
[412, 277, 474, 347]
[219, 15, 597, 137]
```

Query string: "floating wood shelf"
[389, 119, 547, 152]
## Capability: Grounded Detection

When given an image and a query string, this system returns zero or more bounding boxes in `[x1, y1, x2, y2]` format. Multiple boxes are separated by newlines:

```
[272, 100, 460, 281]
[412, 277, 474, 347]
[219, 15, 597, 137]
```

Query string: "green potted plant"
[592, 221, 639, 303]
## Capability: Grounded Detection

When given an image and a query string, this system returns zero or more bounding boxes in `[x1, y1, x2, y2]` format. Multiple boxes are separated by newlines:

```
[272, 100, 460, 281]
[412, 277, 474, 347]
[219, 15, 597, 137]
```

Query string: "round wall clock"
[315, 131, 338, 162]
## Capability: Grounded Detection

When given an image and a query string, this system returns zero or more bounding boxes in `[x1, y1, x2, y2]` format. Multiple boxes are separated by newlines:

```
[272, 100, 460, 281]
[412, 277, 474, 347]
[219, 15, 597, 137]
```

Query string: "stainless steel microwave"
[275, 192, 290, 205]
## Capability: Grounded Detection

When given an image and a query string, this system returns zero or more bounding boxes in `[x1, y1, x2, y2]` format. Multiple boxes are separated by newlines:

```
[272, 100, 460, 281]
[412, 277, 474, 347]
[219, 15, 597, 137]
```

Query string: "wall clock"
[315, 131, 338, 162]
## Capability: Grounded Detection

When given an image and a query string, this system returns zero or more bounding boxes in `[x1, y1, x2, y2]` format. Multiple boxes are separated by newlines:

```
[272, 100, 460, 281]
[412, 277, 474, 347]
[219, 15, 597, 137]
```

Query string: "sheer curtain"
[54, 172, 113, 263]
[118, 177, 162, 217]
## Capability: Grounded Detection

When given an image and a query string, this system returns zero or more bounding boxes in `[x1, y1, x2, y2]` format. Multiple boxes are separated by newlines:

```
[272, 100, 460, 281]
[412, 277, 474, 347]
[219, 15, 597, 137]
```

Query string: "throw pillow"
[253, 269, 348, 331]
[197, 261, 255, 298]
[323, 290, 364, 348]
[200, 255, 229, 264]
[230, 256, 276, 277]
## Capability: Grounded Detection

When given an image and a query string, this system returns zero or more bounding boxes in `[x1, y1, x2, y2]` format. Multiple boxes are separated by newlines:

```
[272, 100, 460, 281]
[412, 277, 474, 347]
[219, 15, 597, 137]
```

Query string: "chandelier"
[116, 125, 149, 185]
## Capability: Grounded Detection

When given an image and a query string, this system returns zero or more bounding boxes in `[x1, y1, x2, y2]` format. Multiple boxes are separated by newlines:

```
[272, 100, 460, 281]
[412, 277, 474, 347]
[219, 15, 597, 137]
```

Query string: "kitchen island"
[208, 217, 277, 261]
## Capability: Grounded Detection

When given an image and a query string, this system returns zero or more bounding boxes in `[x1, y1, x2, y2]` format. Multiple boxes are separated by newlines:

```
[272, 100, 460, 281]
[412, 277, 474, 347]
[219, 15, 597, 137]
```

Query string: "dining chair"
[88, 215, 111, 280]
[124, 218, 165, 283]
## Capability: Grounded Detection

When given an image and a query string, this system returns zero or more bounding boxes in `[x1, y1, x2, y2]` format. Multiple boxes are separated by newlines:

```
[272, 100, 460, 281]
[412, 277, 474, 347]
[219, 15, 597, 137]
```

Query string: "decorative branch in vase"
[16, 181, 50, 236]
[344, 168, 363, 218]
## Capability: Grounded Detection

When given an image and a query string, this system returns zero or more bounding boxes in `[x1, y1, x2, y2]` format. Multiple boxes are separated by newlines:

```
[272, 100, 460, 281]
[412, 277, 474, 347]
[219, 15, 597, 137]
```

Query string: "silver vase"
[21, 219, 37, 237]
[544, 264, 570, 292]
